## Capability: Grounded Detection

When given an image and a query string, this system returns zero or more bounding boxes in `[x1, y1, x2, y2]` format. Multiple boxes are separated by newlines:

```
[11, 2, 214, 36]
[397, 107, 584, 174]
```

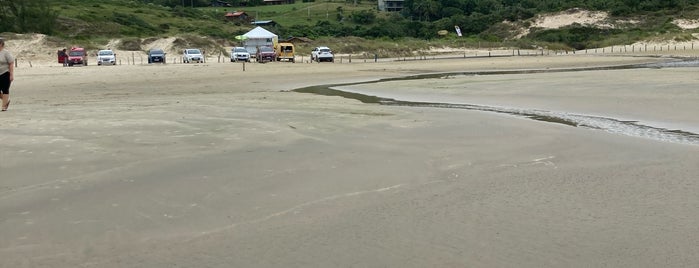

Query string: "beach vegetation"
[1, 0, 698, 52]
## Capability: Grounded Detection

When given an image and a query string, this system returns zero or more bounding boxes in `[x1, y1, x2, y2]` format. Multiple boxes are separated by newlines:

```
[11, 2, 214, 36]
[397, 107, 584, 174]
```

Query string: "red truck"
[66, 47, 88, 66]
[255, 46, 276, 63]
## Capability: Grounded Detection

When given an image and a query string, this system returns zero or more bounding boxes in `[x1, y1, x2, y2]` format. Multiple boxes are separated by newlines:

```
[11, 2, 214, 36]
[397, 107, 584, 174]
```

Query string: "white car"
[183, 48, 203, 63]
[96, 49, 116, 65]
[230, 47, 250, 62]
[311, 46, 334, 62]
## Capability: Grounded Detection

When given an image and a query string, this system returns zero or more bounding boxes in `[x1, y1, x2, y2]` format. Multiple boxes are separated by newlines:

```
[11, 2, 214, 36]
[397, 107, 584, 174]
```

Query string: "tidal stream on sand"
[294, 59, 699, 146]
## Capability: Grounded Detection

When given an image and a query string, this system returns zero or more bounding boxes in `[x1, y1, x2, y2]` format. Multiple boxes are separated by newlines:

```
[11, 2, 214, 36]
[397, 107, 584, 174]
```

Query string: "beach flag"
[455, 26, 462, 37]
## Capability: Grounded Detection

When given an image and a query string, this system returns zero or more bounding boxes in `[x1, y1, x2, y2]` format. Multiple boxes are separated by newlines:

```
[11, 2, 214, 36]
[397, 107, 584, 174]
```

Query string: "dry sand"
[1, 51, 698, 267]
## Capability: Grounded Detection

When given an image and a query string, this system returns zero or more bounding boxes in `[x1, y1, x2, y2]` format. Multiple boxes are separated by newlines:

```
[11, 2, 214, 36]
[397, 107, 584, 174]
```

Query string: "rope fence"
[12, 42, 699, 68]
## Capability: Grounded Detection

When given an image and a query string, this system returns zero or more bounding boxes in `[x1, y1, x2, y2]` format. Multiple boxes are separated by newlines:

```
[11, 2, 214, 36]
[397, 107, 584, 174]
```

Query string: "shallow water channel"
[294, 60, 699, 146]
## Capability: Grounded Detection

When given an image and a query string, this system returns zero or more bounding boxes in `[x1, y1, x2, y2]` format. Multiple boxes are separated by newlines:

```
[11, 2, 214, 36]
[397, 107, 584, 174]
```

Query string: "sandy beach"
[1, 52, 698, 267]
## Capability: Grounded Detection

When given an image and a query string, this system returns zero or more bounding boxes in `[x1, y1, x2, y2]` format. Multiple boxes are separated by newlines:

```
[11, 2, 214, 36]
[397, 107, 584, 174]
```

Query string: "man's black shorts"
[0, 72, 10, 94]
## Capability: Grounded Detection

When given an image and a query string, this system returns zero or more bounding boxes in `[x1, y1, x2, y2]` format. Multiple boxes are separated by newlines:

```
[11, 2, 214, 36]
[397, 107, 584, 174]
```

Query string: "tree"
[410, 0, 441, 21]
[336, 6, 344, 22]
[351, 10, 376, 24]
[0, 0, 59, 34]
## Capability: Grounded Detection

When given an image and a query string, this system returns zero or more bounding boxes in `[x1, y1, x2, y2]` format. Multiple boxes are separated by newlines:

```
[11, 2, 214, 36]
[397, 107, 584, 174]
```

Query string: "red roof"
[225, 11, 246, 17]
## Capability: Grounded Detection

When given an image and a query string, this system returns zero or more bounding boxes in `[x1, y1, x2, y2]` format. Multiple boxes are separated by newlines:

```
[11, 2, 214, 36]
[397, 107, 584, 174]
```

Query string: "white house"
[378, 0, 404, 12]
[242, 26, 278, 57]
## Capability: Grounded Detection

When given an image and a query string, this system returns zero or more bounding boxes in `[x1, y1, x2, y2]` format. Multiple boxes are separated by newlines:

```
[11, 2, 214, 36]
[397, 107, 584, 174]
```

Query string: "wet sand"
[1, 54, 698, 267]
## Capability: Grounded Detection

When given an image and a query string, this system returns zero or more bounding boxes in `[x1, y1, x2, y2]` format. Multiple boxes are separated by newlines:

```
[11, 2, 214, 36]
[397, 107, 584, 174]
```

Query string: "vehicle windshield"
[150, 49, 164, 55]
[320, 48, 331, 53]
[68, 51, 84, 56]
[98, 51, 114, 56]
[187, 49, 201, 54]
[234, 48, 247, 53]
[259, 47, 273, 52]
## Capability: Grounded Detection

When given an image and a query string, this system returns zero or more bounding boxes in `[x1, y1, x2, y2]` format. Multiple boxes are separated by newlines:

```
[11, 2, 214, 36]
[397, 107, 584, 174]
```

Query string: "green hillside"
[2, 0, 381, 40]
[2, 0, 699, 51]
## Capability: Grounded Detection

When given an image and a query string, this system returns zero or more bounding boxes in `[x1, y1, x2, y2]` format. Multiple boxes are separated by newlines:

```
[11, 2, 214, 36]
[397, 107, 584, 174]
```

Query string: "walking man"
[0, 38, 15, 111]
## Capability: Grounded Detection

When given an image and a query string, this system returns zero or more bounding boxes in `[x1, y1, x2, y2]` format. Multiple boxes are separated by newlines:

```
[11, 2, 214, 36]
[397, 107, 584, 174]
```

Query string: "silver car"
[182, 48, 203, 63]
[96, 49, 116, 65]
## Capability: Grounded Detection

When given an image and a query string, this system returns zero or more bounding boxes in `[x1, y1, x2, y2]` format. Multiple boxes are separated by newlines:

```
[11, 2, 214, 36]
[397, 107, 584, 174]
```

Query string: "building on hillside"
[281, 36, 313, 44]
[225, 11, 252, 23]
[263, 0, 295, 5]
[378, 0, 404, 12]
[251, 20, 278, 27]
[211, 0, 232, 7]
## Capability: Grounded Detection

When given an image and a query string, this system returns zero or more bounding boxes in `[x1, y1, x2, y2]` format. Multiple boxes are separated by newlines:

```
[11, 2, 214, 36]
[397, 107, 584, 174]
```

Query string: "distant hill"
[2, 0, 698, 50]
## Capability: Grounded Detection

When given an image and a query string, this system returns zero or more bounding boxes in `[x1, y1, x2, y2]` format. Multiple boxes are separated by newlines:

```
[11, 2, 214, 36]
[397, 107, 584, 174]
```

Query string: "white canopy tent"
[242, 26, 278, 56]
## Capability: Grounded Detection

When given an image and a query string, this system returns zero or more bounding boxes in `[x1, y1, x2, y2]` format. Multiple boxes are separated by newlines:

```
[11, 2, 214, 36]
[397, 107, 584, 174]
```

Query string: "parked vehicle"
[245, 45, 258, 59]
[182, 48, 203, 63]
[57, 49, 67, 65]
[67, 47, 88, 66]
[311, 46, 334, 62]
[275, 42, 295, 63]
[230, 47, 250, 62]
[256, 46, 276, 63]
[96, 49, 116, 65]
[148, 49, 166, 64]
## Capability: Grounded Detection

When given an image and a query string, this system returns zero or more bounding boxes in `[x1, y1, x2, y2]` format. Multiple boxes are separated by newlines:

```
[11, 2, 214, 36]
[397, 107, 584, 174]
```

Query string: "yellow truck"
[275, 42, 295, 63]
